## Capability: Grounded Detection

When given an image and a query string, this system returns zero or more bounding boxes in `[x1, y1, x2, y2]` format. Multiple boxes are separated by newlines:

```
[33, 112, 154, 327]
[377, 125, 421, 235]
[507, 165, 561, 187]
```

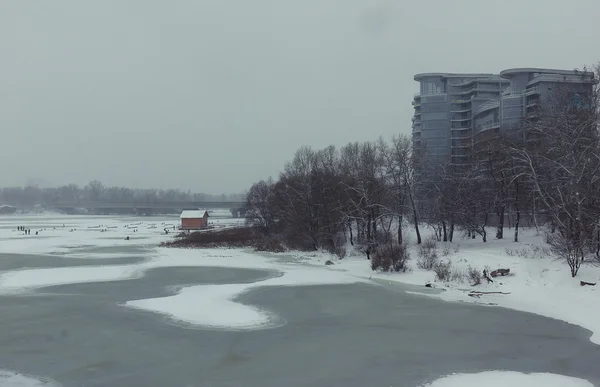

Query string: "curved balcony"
[451, 125, 471, 131]
[524, 86, 540, 95]
[450, 108, 471, 114]
[475, 121, 500, 132]
[474, 100, 500, 116]
[451, 115, 471, 121]
[454, 88, 476, 96]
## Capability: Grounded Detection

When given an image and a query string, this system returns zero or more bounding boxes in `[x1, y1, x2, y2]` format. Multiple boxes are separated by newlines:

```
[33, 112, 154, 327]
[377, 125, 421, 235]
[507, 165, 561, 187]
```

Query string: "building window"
[423, 82, 444, 95]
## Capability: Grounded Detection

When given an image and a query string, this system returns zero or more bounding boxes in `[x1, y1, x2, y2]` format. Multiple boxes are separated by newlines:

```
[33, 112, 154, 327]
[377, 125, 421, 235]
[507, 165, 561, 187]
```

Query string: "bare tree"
[510, 77, 600, 276]
[245, 178, 276, 234]
[379, 136, 409, 244]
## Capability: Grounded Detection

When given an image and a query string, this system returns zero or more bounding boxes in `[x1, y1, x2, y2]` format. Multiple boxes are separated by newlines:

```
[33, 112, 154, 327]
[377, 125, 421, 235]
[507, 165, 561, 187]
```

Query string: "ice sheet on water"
[0, 370, 61, 387]
[422, 371, 593, 387]
[124, 266, 369, 330]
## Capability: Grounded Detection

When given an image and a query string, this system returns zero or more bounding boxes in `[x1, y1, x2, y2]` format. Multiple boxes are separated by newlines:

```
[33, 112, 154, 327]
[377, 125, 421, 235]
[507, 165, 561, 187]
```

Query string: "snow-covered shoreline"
[1, 215, 599, 386]
[1, 216, 599, 345]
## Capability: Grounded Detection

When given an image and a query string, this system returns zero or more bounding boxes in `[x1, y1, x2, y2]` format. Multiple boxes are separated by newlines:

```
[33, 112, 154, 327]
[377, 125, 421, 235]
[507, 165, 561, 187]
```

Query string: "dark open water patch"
[0, 253, 148, 271]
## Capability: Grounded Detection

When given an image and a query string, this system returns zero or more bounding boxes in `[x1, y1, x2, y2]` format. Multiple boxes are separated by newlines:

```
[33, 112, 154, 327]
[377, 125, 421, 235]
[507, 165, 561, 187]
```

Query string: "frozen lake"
[1, 215, 599, 387]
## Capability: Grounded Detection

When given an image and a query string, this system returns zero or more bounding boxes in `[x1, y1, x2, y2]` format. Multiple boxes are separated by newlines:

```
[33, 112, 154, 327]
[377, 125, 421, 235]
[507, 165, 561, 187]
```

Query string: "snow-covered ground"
[0, 213, 244, 257]
[288, 227, 600, 345]
[421, 371, 593, 387]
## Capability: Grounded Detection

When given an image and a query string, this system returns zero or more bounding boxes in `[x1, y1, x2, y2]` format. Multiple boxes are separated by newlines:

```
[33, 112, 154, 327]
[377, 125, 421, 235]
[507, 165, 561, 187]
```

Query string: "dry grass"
[161, 227, 286, 252]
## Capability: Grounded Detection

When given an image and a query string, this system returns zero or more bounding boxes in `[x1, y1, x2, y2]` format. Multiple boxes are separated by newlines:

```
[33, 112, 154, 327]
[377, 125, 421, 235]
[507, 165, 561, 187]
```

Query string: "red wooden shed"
[180, 210, 209, 230]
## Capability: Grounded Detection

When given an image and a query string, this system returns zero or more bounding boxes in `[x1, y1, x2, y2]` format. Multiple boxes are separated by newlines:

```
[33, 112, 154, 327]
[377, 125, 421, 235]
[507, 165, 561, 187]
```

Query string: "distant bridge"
[44, 201, 246, 217]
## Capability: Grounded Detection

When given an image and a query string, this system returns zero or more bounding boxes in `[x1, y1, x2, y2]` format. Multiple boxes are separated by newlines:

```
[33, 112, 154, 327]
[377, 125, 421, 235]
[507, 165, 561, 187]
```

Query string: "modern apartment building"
[412, 68, 596, 168]
[473, 68, 596, 146]
[412, 73, 509, 167]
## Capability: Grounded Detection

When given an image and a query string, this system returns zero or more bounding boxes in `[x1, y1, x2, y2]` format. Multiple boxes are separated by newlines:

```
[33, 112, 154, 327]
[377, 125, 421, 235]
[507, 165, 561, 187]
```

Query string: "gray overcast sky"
[1, 0, 599, 193]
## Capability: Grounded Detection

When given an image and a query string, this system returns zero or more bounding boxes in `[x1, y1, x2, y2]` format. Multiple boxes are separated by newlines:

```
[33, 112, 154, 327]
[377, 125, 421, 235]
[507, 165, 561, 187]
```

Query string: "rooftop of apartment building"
[414, 68, 596, 85]
[413, 73, 495, 81]
[500, 67, 596, 79]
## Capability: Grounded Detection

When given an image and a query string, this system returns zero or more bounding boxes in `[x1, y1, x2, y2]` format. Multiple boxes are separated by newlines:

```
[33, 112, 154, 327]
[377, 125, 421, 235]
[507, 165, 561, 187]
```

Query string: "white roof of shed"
[180, 210, 208, 219]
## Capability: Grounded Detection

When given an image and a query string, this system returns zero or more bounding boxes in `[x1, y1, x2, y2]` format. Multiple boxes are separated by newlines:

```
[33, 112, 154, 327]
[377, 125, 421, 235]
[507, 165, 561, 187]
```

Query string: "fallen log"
[468, 290, 511, 298]
[470, 291, 511, 294]
[580, 281, 596, 287]
[490, 268, 510, 277]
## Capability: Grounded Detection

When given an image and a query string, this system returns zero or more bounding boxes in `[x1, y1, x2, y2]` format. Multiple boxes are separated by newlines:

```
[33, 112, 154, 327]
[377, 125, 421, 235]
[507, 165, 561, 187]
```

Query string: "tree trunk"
[482, 227, 487, 242]
[371, 209, 378, 239]
[596, 227, 600, 260]
[413, 216, 422, 244]
[410, 200, 421, 245]
[406, 184, 421, 244]
[397, 215, 403, 244]
[348, 221, 354, 246]
[596, 237, 600, 260]
[449, 221, 454, 242]
[442, 221, 447, 242]
[496, 204, 505, 239]
[514, 184, 520, 242]
[532, 195, 540, 232]
[366, 213, 373, 260]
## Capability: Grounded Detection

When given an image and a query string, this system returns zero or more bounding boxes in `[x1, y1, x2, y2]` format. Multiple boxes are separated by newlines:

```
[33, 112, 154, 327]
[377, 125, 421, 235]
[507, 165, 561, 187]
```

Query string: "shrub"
[161, 227, 289, 253]
[334, 245, 347, 259]
[467, 266, 482, 286]
[529, 243, 552, 259]
[417, 238, 439, 270]
[329, 231, 348, 259]
[507, 244, 552, 259]
[375, 230, 393, 244]
[441, 244, 451, 257]
[433, 260, 451, 281]
[254, 237, 287, 253]
[371, 243, 411, 273]
[547, 232, 586, 277]
[161, 227, 259, 248]
[449, 268, 466, 283]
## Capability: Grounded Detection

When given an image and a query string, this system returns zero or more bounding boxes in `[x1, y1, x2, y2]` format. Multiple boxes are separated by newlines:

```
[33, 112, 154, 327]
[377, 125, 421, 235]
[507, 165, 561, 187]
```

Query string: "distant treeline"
[0, 180, 245, 206]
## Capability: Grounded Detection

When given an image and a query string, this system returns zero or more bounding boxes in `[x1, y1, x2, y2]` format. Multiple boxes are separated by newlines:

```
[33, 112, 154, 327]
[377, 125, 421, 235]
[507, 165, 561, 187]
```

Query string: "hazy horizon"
[2, 0, 599, 193]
